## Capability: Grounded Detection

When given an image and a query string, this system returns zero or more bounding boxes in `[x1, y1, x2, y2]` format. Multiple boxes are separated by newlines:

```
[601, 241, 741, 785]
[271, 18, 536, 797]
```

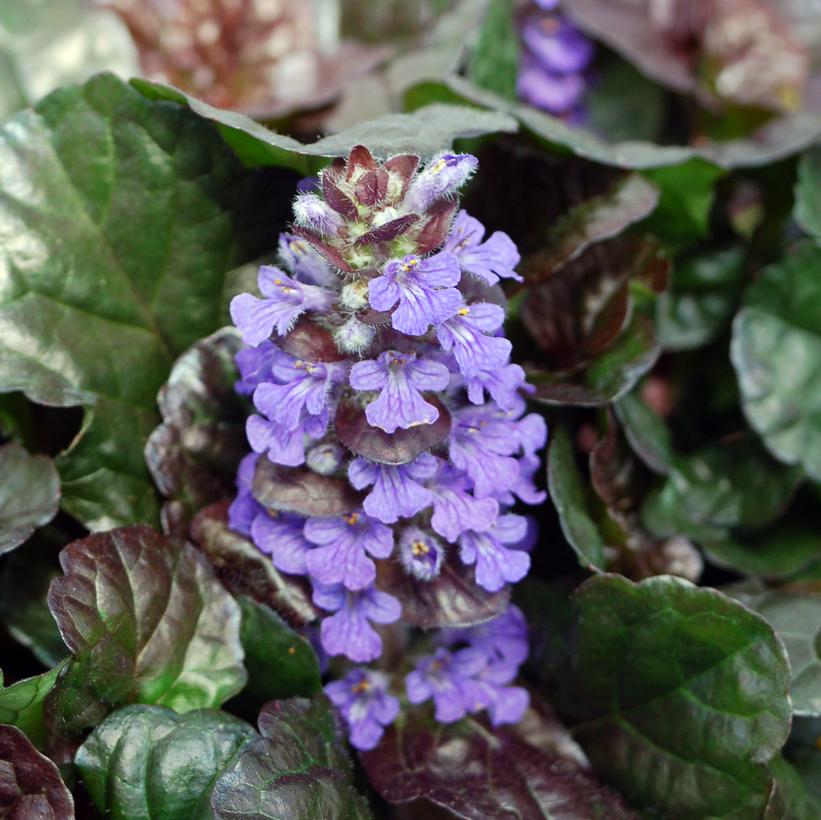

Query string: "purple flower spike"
[251, 511, 312, 575]
[405, 152, 479, 213]
[399, 526, 446, 581]
[305, 512, 394, 590]
[228, 452, 264, 535]
[325, 668, 399, 751]
[246, 410, 328, 467]
[350, 350, 450, 434]
[314, 582, 401, 663]
[278, 232, 336, 288]
[429, 463, 499, 543]
[521, 16, 594, 75]
[458, 514, 531, 593]
[253, 351, 344, 433]
[369, 252, 462, 336]
[405, 647, 489, 722]
[444, 211, 522, 285]
[230, 266, 333, 346]
[449, 407, 521, 498]
[437, 303, 512, 378]
[348, 453, 437, 524]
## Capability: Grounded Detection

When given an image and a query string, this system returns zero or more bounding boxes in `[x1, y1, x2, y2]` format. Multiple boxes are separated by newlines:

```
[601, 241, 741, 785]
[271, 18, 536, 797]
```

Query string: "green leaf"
[726, 585, 821, 717]
[0, 724, 75, 817]
[237, 596, 321, 702]
[796, 147, 821, 241]
[467, 0, 520, 99]
[530, 575, 792, 819]
[656, 245, 746, 350]
[0, 665, 64, 749]
[585, 59, 666, 143]
[0, 532, 68, 668]
[699, 522, 821, 580]
[0, 442, 60, 555]
[75, 705, 258, 820]
[640, 160, 725, 249]
[547, 424, 605, 571]
[133, 77, 518, 169]
[0, 72, 293, 529]
[769, 754, 821, 820]
[211, 698, 371, 819]
[732, 243, 821, 481]
[46, 526, 247, 735]
[614, 390, 675, 475]
[641, 436, 800, 541]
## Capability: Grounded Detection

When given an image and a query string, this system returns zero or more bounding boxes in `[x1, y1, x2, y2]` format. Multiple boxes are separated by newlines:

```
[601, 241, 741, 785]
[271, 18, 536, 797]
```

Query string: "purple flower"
[246, 410, 328, 467]
[293, 192, 344, 235]
[404, 152, 479, 213]
[398, 526, 446, 581]
[428, 463, 499, 543]
[305, 441, 345, 475]
[517, 59, 587, 115]
[251, 511, 311, 575]
[235, 341, 276, 396]
[466, 605, 529, 669]
[253, 350, 345, 433]
[503, 455, 547, 506]
[448, 407, 521, 497]
[513, 411, 549, 457]
[325, 668, 399, 751]
[465, 362, 527, 410]
[443, 210, 522, 285]
[368, 253, 462, 336]
[230, 266, 333, 346]
[459, 515, 531, 593]
[314, 582, 401, 663]
[521, 15, 594, 75]
[405, 647, 489, 722]
[348, 453, 437, 524]
[278, 232, 336, 287]
[304, 512, 394, 590]
[228, 452, 264, 535]
[350, 350, 450, 434]
[437, 303, 511, 378]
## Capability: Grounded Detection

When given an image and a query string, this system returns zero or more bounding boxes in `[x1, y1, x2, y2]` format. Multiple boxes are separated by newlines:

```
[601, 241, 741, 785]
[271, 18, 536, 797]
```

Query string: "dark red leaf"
[357, 214, 419, 245]
[347, 145, 378, 177]
[292, 227, 353, 272]
[376, 556, 509, 628]
[355, 169, 389, 205]
[415, 199, 458, 255]
[0, 725, 75, 818]
[322, 174, 359, 219]
[383, 154, 419, 196]
[336, 397, 451, 466]
[191, 502, 318, 626]
[252, 458, 363, 518]
[281, 319, 346, 363]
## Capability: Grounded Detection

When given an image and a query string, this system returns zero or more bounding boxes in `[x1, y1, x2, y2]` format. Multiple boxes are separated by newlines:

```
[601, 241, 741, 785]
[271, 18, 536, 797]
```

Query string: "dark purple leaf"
[360, 701, 638, 819]
[415, 199, 458, 255]
[281, 319, 347, 363]
[347, 145, 379, 175]
[144, 327, 248, 538]
[376, 555, 510, 628]
[355, 168, 389, 205]
[292, 227, 354, 272]
[252, 458, 364, 518]
[322, 174, 359, 219]
[0, 725, 74, 818]
[384, 154, 419, 195]
[0, 443, 60, 556]
[45, 525, 246, 736]
[589, 414, 645, 513]
[336, 397, 451, 466]
[357, 214, 419, 245]
[191, 501, 318, 626]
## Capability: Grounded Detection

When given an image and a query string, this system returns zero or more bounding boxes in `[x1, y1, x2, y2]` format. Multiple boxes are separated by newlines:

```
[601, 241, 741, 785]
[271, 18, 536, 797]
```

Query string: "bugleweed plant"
[0, 0, 820, 818]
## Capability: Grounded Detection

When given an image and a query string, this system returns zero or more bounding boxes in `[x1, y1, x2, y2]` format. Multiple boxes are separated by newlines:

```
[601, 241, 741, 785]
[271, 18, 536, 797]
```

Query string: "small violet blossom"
[325, 668, 399, 751]
[399, 526, 446, 581]
[368, 252, 462, 336]
[350, 350, 449, 433]
[251, 511, 312, 576]
[437, 303, 512, 378]
[443, 210, 522, 285]
[459, 515, 531, 593]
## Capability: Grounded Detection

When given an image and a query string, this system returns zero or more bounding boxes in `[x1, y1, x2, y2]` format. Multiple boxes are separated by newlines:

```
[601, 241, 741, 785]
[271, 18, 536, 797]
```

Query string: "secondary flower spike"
[229, 145, 547, 750]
